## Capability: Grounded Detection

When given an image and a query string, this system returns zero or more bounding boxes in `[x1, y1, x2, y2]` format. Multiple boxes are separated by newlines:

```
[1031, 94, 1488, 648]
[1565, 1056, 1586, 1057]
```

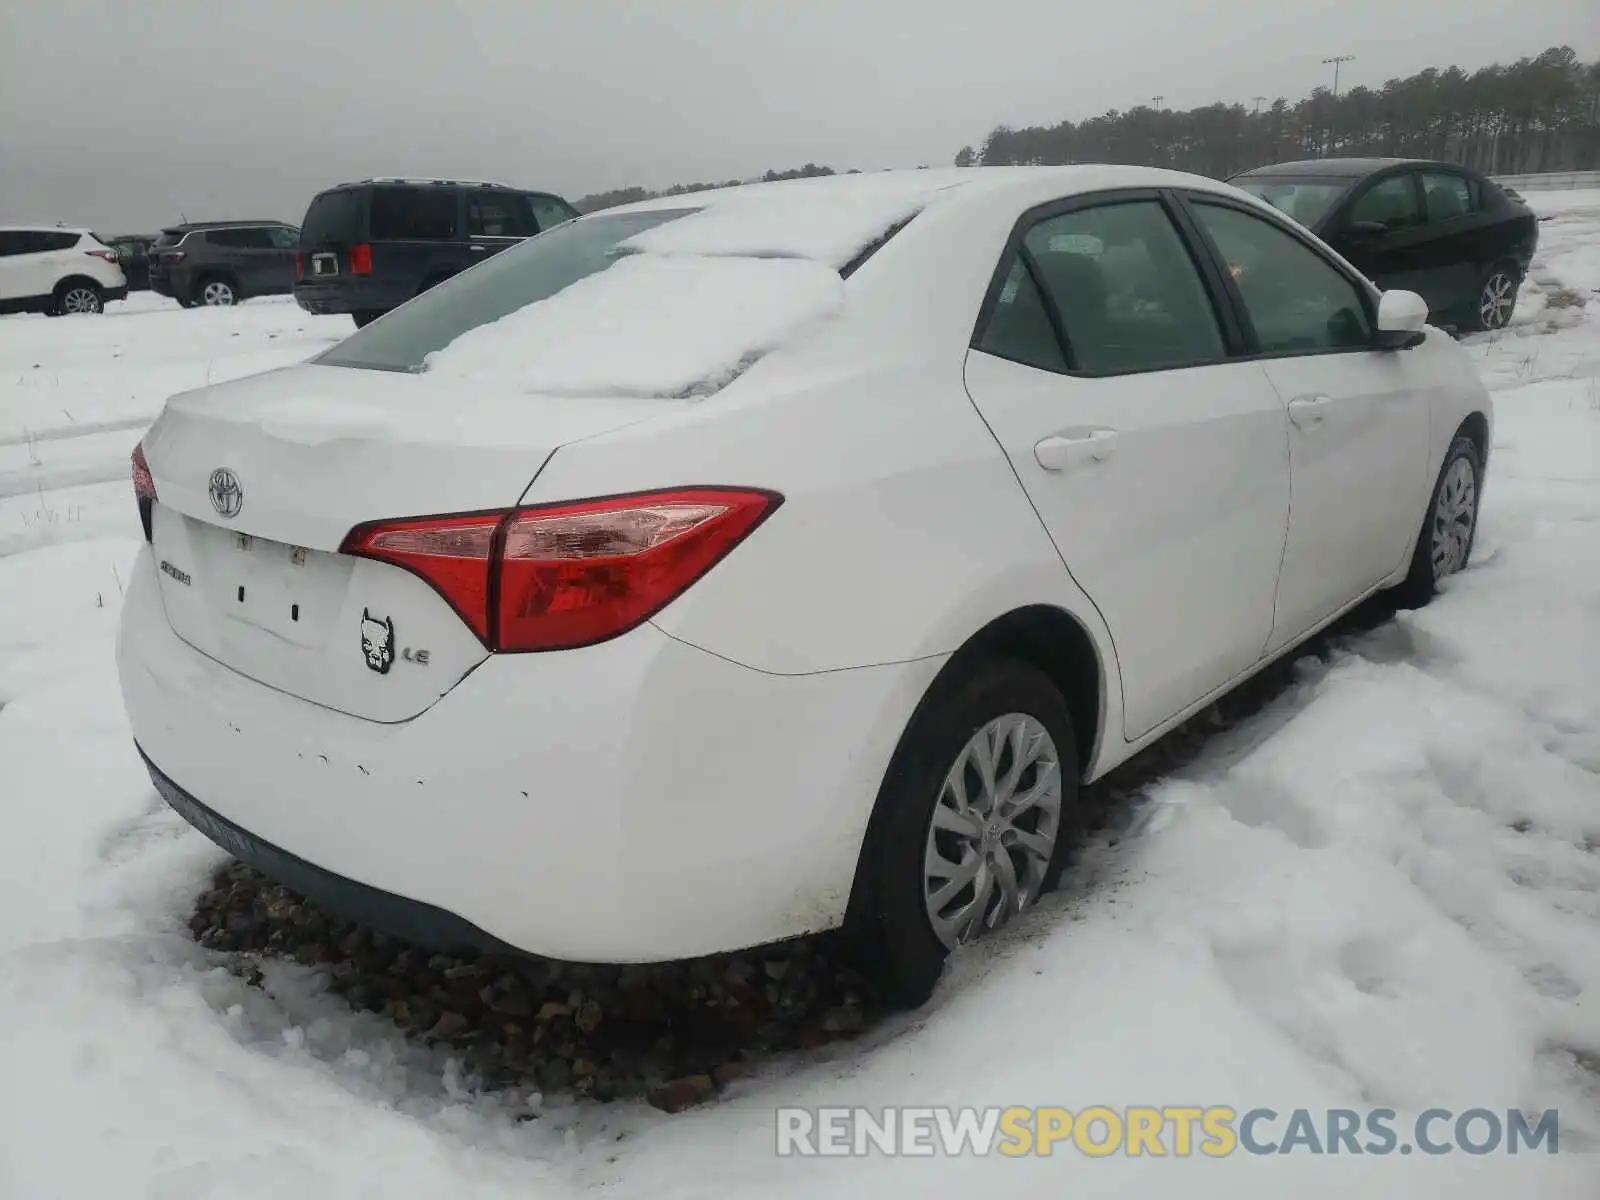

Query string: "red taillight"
[295, 252, 305, 280]
[131, 443, 157, 542]
[348, 243, 373, 275]
[85, 249, 117, 262]
[341, 511, 503, 642]
[340, 488, 781, 652]
[159, 250, 186, 264]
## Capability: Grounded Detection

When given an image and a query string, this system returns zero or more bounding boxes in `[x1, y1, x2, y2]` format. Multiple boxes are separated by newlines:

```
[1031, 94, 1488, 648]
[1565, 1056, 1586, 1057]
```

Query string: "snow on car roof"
[617, 175, 959, 270]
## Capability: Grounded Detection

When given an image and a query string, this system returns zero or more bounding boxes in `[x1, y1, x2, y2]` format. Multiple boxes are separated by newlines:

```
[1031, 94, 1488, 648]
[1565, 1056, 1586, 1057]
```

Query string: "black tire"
[1462, 261, 1519, 333]
[844, 658, 1080, 1009]
[351, 309, 384, 328]
[194, 276, 239, 307]
[50, 280, 104, 316]
[1390, 434, 1483, 609]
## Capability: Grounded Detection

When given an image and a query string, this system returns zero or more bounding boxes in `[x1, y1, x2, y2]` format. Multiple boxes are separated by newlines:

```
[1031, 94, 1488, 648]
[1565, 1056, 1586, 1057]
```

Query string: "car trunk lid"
[140, 361, 684, 722]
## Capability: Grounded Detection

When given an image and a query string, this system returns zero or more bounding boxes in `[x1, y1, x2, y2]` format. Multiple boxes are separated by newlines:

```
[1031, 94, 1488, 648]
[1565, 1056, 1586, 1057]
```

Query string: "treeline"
[968, 45, 1598, 177]
[574, 45, 1599, 212]
[574, 163, 852, 213]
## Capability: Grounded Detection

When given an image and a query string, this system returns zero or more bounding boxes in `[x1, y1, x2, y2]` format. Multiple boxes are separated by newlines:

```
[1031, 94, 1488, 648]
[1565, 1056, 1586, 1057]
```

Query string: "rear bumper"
[149, 271, 190, 300]
[117, 546, 939, 961]
[141, 749, 526, 955]
[105, 285, 129, 304]
[293, 279, 408, 315]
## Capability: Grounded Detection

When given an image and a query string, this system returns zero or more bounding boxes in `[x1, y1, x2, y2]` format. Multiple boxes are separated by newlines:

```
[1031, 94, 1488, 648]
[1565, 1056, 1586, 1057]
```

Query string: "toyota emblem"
[208, 468, 243, 518]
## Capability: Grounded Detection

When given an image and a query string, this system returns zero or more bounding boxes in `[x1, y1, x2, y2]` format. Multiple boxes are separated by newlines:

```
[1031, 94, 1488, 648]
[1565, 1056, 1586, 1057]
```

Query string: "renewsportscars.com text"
[775, 1105, 1561, 1157]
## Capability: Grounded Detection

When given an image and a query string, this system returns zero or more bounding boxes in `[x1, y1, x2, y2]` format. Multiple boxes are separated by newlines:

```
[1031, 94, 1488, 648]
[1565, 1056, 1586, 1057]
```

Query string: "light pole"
[1152, 95, 1164, 110]
[1252, 96, 1267, 115]
[1322, 55, 1355, 99]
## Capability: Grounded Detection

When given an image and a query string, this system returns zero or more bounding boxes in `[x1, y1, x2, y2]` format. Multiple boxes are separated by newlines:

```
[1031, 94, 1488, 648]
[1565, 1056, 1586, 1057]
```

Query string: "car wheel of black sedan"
[1466, 262, 1519, 332]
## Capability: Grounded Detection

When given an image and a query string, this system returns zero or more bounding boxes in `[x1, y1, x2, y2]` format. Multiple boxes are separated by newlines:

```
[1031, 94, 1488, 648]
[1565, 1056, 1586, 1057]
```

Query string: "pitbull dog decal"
[360, 608, 396, 675]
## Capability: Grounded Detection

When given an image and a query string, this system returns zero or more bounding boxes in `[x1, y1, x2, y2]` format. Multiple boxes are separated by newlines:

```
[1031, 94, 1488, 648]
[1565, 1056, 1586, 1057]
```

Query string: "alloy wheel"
[1430, 455, 1478, 581]
[61, 287, 101, 314]
[923, 713, 1062, 949]
[1478, 272, 1514, 330]
[202, 281, 236, 306]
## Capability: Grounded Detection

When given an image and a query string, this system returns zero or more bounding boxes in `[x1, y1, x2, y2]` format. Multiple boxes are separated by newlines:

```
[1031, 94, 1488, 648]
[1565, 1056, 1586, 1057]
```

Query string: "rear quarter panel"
[520, 353, 1107, 680]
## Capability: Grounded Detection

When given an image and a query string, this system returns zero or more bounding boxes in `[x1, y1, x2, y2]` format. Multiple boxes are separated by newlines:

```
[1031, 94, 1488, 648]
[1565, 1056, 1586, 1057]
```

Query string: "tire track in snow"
[0, 460, 130, 501]
[0, 415, 151, 450]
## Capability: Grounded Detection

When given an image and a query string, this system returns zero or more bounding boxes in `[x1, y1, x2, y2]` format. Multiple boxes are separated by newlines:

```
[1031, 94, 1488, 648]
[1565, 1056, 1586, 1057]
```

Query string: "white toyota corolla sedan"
[118, 166, 1491, 1006]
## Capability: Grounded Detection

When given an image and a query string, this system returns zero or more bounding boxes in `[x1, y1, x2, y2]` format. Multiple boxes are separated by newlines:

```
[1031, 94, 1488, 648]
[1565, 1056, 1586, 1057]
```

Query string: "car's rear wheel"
[1466, 262, 1518, 332]
[51, 281, 104, 315]
[846, 659, 1079, 1008]
[1390, 434, 1483, 608]
[197, 277, 238, 307]
[352, 309, 383, 328]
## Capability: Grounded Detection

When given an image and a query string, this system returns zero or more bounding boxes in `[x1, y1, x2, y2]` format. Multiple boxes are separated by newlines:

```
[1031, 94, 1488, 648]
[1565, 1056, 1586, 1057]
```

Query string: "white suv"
[0, 226, 129, 315]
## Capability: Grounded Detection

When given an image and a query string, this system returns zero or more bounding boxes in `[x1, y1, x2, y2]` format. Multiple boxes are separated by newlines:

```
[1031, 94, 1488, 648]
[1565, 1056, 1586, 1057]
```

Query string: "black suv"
[148, 221, 302, 307]
[292, 178, 581, 326]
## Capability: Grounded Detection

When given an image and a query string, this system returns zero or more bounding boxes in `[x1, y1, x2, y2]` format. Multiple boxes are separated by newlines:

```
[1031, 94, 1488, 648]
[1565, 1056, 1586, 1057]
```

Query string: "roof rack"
[350, 176, 513, 189]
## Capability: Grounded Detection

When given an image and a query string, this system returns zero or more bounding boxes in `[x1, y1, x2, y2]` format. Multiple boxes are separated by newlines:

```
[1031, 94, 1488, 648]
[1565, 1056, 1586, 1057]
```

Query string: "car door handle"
[469, 244, 487, 252]
[1287, 394, 1334, 428]
[1034, 428, 1119, 471]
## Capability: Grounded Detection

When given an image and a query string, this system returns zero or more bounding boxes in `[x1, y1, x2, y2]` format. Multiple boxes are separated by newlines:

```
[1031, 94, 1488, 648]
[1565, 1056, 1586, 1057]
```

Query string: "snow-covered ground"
[3, 196, 1599, 1199]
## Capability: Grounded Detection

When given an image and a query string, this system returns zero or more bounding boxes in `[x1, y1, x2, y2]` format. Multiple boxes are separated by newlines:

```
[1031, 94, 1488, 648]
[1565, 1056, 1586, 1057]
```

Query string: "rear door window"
[467, 191, 536, 238]
[1347, 176, 1422, 230]
[1025, 200, 1227, 374]
[208, 228, 275, 249]
[370, 186, 458, 241]
[1419, 172, 1476, 223]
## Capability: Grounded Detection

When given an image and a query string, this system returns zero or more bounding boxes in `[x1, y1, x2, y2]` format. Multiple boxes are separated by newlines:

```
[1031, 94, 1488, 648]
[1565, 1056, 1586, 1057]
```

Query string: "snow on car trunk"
[139, 362, 685, 722]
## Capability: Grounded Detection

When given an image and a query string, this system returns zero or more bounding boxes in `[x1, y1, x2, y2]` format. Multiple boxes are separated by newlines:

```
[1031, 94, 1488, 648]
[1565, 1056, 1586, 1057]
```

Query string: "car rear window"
[316, 209, 698, 373]
[1233, 177, 1355, 228]
[300, 189, 364, 246]
[153, 230, 186, 249]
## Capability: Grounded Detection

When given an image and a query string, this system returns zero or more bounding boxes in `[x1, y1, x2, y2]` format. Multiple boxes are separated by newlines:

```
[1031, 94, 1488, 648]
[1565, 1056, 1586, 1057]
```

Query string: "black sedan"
[1229, 158, 1538, 333]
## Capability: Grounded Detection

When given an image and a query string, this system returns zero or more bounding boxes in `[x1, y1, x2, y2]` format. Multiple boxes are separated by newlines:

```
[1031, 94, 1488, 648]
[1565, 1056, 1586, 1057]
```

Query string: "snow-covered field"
[3, 196, 1600, 1199]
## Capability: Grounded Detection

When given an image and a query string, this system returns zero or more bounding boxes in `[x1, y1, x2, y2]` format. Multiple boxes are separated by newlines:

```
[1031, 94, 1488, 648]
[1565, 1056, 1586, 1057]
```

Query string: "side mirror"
[1375, 289, 1428, 349]
[1346, 220, 1387, 238]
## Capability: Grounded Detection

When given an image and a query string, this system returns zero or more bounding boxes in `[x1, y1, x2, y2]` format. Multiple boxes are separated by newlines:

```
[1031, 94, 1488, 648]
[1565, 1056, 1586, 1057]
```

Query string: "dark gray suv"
[148, 221, 301, 307]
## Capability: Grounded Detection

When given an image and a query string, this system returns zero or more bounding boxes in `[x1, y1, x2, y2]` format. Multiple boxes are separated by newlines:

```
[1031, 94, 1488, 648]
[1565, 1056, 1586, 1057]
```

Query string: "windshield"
[315, 208, 699, 373]
[1233, 177, 1355, 228]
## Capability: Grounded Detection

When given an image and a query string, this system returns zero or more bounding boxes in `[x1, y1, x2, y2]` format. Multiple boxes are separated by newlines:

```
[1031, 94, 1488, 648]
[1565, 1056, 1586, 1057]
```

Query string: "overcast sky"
[2, 0, 1595, 232]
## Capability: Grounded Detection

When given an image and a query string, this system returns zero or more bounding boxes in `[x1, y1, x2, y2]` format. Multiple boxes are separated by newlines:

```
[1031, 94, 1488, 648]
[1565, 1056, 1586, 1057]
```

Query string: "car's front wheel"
[847, 659, 1079, 1008]
[1391, 434, 1483, 608]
